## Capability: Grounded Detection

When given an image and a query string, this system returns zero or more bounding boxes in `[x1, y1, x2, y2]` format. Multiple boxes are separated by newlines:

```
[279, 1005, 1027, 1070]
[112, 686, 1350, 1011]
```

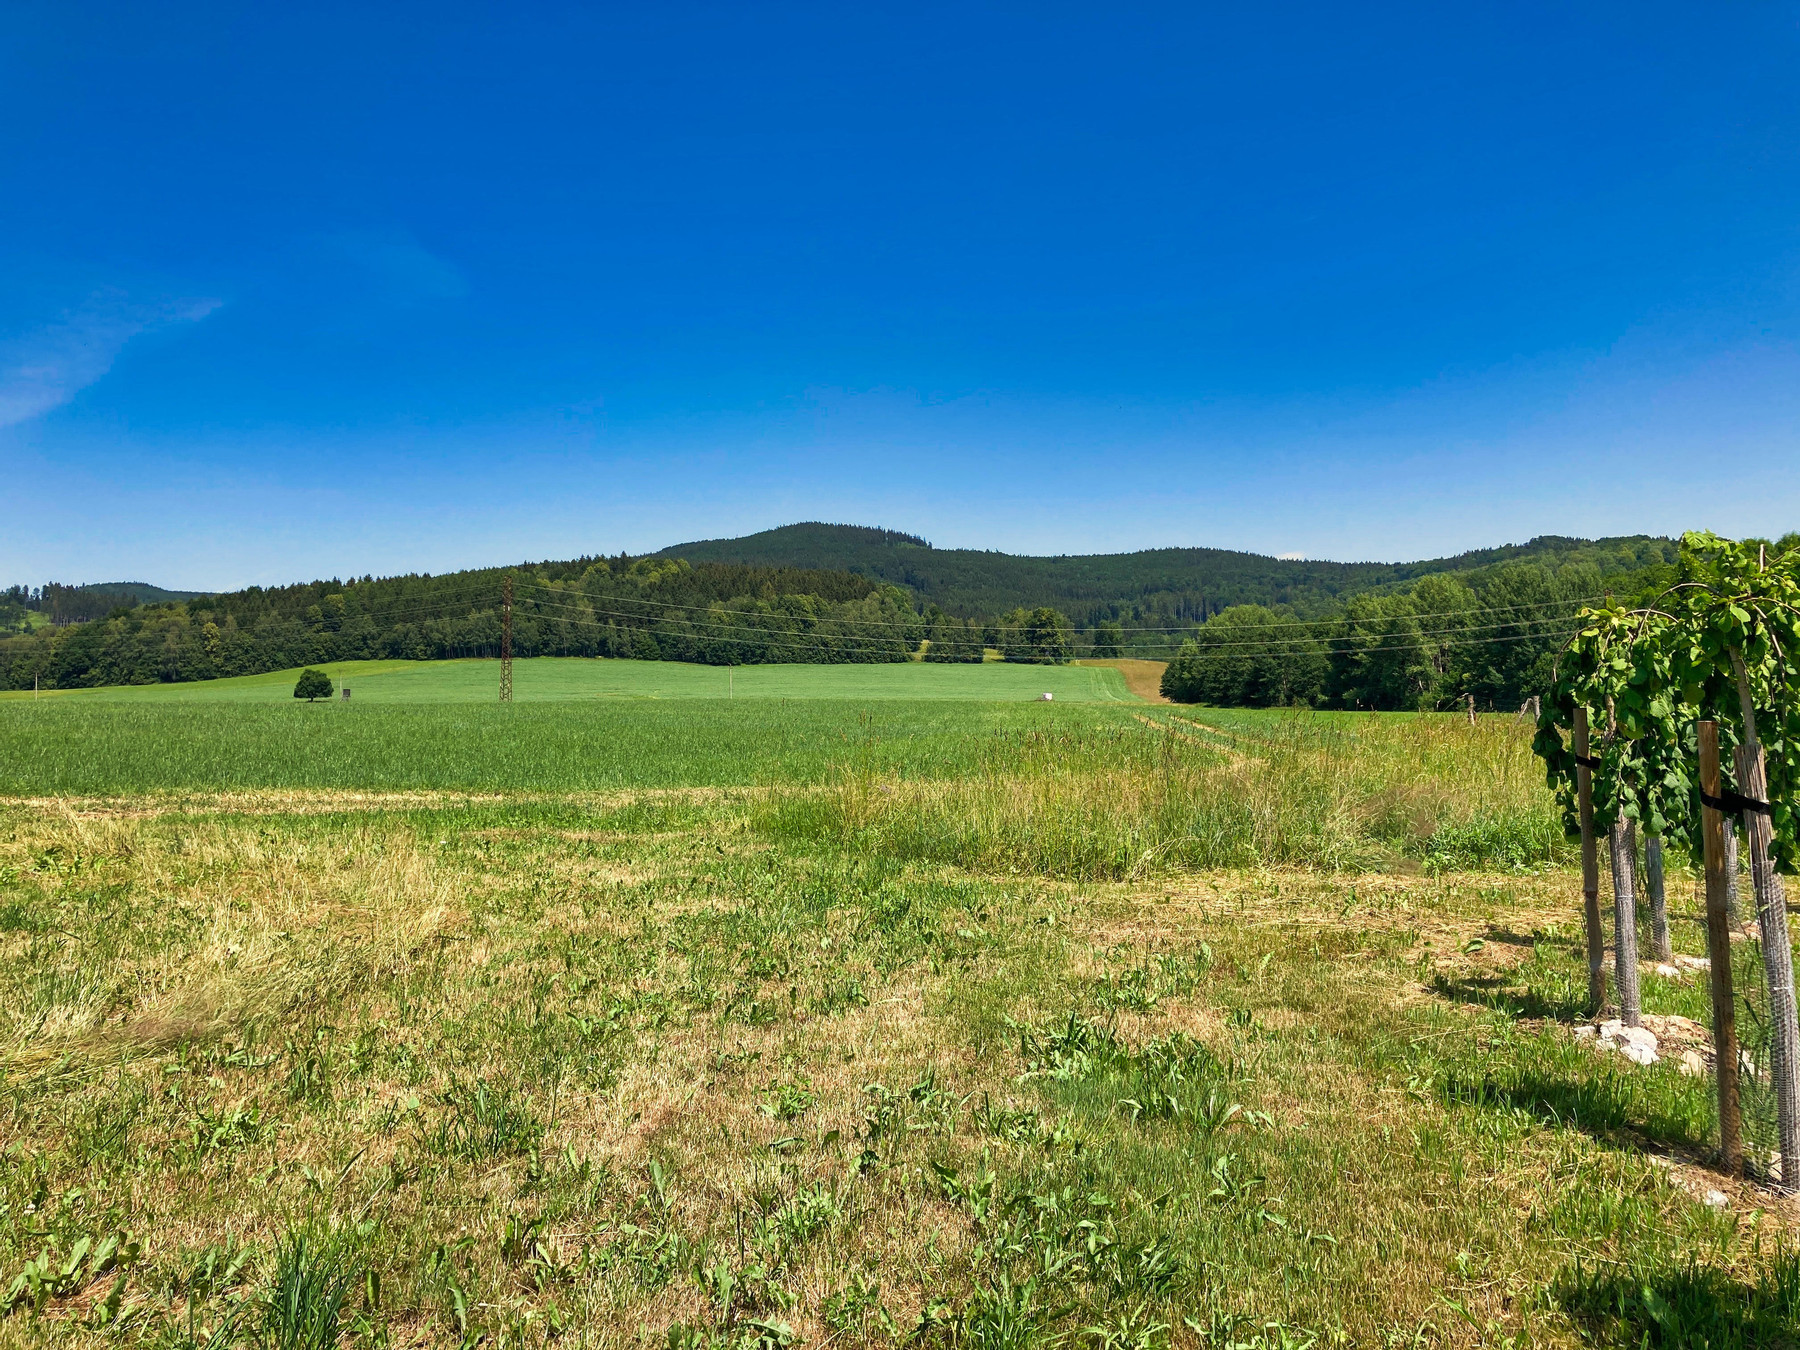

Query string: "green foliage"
[1161, 606, 1326, 707]
[292, 669, 334, 702]
[2, 525, 1684, 702]
[661, 520, 1678, 630]
[427, 1079, 544, 1160]
[1534, 530, 1800, 867]
[924, 608, 984, 663]
[996, 607, 1073, 664]
[1319, 591, 1440, 711]
[1554, 1245, 1800, 1349]
[0, 554, 923, 691]
[256, 1230, 359, 1350]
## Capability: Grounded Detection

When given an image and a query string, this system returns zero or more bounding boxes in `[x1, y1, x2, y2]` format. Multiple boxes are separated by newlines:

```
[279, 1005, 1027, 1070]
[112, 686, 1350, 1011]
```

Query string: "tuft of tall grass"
[256, 1230, 358, 1350]
[426, 1079, 544, 1161]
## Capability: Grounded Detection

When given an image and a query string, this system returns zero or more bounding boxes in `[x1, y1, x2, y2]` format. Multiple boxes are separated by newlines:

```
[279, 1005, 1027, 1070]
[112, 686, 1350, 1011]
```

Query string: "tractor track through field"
[1131, 712, 1248, 763]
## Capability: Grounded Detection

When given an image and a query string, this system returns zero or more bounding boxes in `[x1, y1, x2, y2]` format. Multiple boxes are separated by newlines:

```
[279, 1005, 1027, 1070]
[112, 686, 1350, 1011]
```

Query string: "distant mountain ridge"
[657, 522, 1679, 624]
[8, 581, 209, 627]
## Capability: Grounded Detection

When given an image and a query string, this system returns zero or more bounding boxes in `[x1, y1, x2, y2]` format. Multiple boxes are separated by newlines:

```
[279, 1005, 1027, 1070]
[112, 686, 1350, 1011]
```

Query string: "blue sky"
[4, 3, 1799, 588]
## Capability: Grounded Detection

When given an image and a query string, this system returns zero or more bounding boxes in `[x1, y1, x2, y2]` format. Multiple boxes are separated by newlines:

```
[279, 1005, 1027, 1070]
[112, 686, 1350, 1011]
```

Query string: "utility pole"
[500, 573, 514, 704]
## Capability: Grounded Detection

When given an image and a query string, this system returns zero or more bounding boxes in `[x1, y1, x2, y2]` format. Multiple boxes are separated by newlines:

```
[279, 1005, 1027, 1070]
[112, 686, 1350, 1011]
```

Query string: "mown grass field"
[0, 673, 1795, 1348]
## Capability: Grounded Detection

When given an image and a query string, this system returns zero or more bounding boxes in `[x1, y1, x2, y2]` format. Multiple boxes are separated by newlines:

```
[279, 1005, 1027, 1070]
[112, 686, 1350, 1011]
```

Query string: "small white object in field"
[1675, 954, 1711, 972]
[1680, 1050, 1706, 1078]
[1652, 963, 1681, 979]
[1039, 692, 1053, 701]
[1705, 1189, 1729, 1208]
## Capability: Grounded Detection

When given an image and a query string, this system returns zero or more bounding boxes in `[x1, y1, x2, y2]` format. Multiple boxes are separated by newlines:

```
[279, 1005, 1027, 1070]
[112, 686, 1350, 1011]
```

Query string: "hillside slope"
[658, 522, 1678, 623]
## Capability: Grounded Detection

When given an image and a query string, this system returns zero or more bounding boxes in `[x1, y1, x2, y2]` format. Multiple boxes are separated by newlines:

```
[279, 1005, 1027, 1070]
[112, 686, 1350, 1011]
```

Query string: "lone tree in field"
[294, 668, 334, 702]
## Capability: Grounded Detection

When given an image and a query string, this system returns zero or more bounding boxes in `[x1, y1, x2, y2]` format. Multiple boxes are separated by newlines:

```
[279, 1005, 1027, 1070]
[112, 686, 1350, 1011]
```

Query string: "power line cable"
[509, 576, 1601, 632]
[482, 597, 1581, 661]
[510, 592, 1582, 654]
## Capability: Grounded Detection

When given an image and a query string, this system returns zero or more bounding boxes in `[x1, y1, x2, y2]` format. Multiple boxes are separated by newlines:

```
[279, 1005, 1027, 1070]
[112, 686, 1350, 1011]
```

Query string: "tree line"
[0, 558, 930, 690]
[0, 539, 1719, 703]
[1158, 553, 1699, 712]
[661, 520, 1682, 630]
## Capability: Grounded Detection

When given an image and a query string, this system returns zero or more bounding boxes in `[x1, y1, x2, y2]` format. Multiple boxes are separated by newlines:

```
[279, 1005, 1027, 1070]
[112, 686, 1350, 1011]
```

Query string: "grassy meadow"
[0, 666, 1795, 1348]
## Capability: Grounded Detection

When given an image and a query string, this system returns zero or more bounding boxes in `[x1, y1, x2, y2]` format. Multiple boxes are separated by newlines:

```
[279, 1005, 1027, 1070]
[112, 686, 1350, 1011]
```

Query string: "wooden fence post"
[1730, 647, 1800, 1189]
[1575, 708, 1606, 1014]
[1699, 721, 1742, 1178]
[1466, 692, 1476, 725]
[1611, 818, 1642, 1028]
[1732, 735, 1800, 1190]
[1646, 833, 1671, 964]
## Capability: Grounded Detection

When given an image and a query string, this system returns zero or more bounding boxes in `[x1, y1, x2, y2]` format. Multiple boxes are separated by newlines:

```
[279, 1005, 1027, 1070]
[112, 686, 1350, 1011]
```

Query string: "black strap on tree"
[1572, 753, 1602, 769]
[1701, 788, 1772, 817]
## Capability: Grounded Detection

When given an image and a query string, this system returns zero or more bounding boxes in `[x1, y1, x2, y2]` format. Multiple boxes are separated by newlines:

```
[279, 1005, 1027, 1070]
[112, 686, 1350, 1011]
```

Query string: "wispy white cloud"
[0, 290, 221, 428]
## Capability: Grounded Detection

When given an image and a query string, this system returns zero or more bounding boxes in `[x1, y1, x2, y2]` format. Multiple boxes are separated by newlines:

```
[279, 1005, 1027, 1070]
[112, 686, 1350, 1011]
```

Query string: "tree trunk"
[1611, 817, 1642, 1027]
[1646, 833, 1671, 964]
[1731, 652, 1800, 1191]
[1574, 709, 1605, 1014]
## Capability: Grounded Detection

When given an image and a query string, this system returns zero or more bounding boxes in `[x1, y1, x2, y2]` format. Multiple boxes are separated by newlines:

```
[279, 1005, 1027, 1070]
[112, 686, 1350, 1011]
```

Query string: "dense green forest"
[1157, 535, 1800, 711]
[2, 523, 1696, 706]
[659, 521, 1679, 627]
[2, 581, 203, 629]
[1161, 567, 1604, 712]
[0, 558, 925, 691]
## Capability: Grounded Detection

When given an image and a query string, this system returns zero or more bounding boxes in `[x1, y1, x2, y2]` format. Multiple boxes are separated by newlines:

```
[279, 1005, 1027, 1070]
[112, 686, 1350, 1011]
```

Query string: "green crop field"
[0, 657, 1135, 705]
[0, 687, 1792, 1348]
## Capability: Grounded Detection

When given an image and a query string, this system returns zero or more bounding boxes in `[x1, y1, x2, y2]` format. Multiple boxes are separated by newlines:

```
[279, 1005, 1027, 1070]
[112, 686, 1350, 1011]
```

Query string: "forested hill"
[658, 522, 1679, 626]
[0, 557, 923, 691]
[3, 523, 1687, 700]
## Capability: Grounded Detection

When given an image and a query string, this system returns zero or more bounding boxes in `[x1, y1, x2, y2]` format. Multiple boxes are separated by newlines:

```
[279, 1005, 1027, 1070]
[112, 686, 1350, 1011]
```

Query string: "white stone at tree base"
[1584, 1019, 1660, 1065]
[1705, 1189, 1729, 1208]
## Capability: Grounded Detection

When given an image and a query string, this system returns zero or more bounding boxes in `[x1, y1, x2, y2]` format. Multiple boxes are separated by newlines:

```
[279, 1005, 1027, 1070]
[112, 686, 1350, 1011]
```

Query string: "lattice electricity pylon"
[500, 573, 514, 703]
